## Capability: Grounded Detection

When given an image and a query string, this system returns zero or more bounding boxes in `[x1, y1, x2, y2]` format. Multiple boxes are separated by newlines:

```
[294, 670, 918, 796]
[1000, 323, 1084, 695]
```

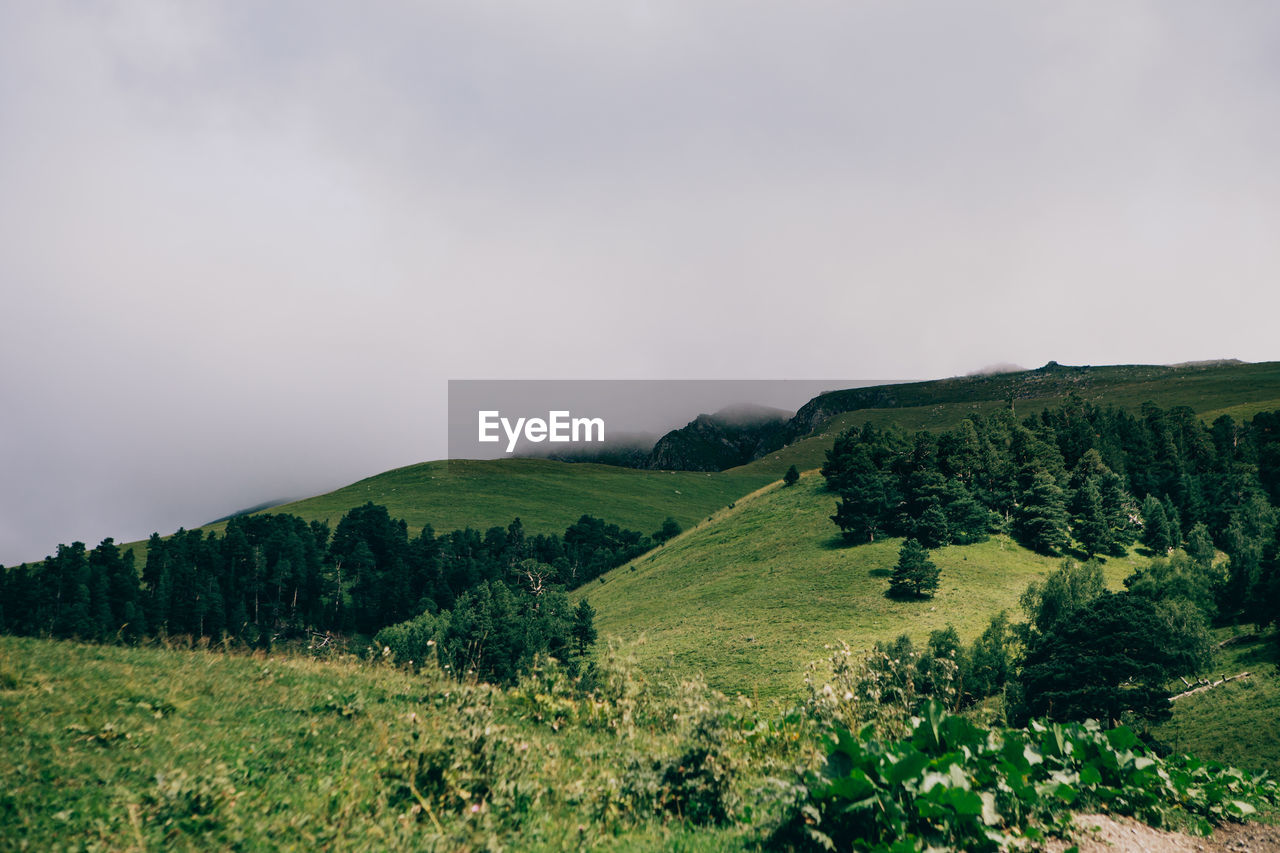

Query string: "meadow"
[0, 634, 775, 851]
[578, 472, 1146, 700]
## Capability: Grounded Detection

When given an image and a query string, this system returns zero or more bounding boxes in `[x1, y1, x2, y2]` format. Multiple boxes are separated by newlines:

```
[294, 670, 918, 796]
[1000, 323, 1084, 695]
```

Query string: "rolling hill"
[575, 470, 1149, 700]
[119, 458, 775, 563]
[226, 458, 773, 538]
[110, 359, 1280, 609]
[112, 360, 1280, 558]
[733, 359, 1280, 479]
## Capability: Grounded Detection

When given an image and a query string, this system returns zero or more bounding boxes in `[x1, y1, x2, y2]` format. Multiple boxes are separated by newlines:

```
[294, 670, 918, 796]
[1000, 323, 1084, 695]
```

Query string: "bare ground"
[1046, 814, 1280, 853]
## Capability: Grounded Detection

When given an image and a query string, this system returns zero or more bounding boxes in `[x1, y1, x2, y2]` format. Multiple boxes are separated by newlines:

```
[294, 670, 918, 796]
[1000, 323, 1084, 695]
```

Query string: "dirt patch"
[1046, 814, 1280, 852]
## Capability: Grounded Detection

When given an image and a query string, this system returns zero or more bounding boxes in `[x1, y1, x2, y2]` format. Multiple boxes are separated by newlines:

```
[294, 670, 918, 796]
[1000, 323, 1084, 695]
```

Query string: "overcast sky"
[3, 2, 1280, 564]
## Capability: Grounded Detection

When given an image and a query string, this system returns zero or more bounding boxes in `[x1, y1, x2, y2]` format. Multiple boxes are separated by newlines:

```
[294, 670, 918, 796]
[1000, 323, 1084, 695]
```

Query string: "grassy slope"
[111, 361, 1280, 552]
[1157, 629, 1280, 776]
[4, 638, 1275, 851]
[736, 361, 1280, 479]
[578, 471, 1144, 701]
[123, 458, 773, 562]
[0, 636, 752, 851]
[235, 458, 772, 537]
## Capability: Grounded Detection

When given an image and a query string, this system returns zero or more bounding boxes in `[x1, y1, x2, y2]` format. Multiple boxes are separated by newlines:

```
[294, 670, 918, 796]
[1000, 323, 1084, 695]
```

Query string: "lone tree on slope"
[889, 538, 940, 599]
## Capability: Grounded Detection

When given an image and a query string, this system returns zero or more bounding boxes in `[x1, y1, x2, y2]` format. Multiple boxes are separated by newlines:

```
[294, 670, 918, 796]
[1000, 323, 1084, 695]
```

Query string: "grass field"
[120, 458, 775, 564]
[1157, 629, 1280, 776]
[0, 635, 773, 851]
[247, 458, 773, 537]
[3, 630, 1275, 851]
[577, 471, 1146, 701]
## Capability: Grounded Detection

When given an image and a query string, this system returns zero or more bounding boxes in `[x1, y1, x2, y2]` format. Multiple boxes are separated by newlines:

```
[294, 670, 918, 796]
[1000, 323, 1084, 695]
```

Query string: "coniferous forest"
[0, 506, 666, 682]
[821, 398, 1280, 633]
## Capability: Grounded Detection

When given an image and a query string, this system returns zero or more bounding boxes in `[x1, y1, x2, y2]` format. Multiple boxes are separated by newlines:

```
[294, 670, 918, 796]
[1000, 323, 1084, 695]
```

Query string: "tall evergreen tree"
[940, 479, 991, 545]
[1015, 468, 1070, 554]
[1162, 495, 1183, 550]
[1186, 522, 1216, 567]
[889, 538, 940, 598]
[1141, 495, 1172, 554]
[1014, 592, 1191, 726]
[914, 505, 950, 549]
[1071, 478, 1111, 559]
[829, 445, 888, 543]
[572, 598, 598, 656]
[1097, 469, 1139, 551]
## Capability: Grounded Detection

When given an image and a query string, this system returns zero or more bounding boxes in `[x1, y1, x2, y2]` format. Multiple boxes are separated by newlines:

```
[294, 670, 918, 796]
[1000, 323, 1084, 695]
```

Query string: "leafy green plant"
[775, 700, 1279, 851]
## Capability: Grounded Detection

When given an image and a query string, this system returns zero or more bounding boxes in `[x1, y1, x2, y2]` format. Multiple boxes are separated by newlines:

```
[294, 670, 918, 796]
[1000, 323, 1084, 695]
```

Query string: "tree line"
[857, 553, 1224, 731]
[822, 398, 1280, 633]
[0, 504, 668, 664]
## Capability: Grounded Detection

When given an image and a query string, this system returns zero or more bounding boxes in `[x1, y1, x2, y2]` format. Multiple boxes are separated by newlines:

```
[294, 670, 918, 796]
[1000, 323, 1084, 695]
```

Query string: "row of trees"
[865, 554, 1221, 730]
[0, 504, 655, 653]
[823, 400, 1280, 633]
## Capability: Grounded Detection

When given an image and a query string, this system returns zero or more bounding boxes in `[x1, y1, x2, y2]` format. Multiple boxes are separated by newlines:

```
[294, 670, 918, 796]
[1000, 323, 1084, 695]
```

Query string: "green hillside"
[246, 458, 771, 537]
[577, 471, 1146, 700]
[0, 635, 763, 850]
[112, 360, 1280, 556]
[123, 458, 774, 561]
[736, 360, 1280, 479]
[5, 635, 1272, 849]
[1156, 628, 1280, 775]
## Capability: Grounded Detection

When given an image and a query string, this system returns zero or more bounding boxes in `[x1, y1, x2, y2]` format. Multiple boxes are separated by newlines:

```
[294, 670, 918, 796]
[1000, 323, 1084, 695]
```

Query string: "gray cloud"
[3, 2, 1280, 563]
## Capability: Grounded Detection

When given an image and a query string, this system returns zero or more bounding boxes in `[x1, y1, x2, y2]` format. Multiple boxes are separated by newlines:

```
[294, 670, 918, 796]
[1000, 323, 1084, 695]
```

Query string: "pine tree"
[783, 465, 800, 487]
[1141, 495, 1172, 554]
[1014, 592, 1190, 726]
[1016, 468, 1071, 554]
[914, 505, 951, 549]
[1071, 478, 1112, 558]
[1186, 522, 1215, 567]
[940, 479, 991, 544]
[830, 446, 888, 543]
[572, 598, 597, 656]
[1162, 495, 1183, 550]
[889, 538, 940, 598]
[1098, 470, 1138, 551]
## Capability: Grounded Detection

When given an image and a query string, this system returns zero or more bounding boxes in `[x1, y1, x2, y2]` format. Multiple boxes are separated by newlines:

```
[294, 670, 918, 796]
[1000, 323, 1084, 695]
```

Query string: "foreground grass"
[580, 472, 1144, 700]
[4, 635, 1275, 852]
[0, 636, 778, 851]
